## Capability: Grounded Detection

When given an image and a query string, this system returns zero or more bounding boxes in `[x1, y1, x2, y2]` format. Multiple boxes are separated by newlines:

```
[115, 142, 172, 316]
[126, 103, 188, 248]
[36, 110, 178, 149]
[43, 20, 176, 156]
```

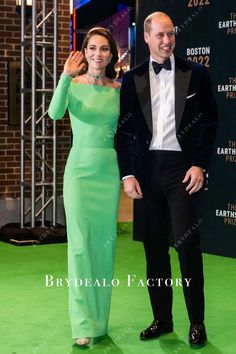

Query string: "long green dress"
[48, 74, 120, 339]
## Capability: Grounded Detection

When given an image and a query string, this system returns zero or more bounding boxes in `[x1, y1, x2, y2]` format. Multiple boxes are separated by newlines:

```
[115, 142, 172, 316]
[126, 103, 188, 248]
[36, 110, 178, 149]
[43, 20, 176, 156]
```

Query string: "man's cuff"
[122, 175, 134, 180]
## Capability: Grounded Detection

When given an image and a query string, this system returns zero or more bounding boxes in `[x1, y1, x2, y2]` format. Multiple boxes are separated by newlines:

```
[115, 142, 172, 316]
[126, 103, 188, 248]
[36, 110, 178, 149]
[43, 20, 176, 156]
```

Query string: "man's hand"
[182, 166, 204, 195]
[123, 176, 143, 199]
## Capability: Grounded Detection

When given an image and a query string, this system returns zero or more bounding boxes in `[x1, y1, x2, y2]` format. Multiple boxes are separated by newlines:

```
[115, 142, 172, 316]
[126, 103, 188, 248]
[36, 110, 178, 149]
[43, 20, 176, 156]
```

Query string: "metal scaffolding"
[20, 0, 58, 228]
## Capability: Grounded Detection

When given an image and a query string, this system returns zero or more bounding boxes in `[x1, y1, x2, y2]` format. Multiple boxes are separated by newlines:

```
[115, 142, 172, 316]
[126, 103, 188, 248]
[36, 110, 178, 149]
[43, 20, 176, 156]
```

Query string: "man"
[116, 12, 217, 347]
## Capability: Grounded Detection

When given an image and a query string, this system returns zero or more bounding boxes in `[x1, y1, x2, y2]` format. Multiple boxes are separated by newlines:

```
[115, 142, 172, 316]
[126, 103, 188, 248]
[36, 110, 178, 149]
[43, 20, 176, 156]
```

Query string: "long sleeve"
[116, 72, 136, 179]
[191, 66, 218, 170]
[48, 73, 72, 120]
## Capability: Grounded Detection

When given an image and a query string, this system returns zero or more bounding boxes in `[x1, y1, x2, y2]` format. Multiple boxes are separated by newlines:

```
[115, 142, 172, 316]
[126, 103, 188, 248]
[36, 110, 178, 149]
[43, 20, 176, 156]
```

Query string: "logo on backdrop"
[187, 0, 210, 8]
[186, 46, 210, 67]
[217, 141, 236, 163]
[174, 6, 203, 35]
[218, 77, 236, 99]
[218, 12, 236, 35]
[216, 204, 236, 226]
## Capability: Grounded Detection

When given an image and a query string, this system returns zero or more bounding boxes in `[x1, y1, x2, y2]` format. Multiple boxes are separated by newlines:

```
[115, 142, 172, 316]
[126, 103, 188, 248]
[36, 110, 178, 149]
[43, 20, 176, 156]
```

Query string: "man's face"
[144, 16, 175, 63]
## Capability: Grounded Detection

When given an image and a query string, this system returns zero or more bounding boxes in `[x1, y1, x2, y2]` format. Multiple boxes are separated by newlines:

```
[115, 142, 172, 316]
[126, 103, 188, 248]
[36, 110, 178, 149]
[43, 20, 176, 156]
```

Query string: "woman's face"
[84, 34, 112, 71]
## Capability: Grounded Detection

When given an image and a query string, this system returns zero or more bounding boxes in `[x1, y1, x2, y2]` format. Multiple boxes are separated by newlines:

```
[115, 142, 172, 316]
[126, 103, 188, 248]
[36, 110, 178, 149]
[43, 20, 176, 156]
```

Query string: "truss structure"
[20, 0, 58, 227]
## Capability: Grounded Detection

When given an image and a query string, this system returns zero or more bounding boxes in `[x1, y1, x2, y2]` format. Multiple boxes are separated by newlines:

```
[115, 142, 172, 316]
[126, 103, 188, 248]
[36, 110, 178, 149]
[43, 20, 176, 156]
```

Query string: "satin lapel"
[175, 66, 192, 131]
[134, 68, 152, 132]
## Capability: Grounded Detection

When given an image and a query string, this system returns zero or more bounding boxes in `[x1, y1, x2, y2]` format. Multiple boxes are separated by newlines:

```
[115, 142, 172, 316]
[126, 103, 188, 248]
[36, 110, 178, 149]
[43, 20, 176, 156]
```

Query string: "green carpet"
[0, 223, 235, 354]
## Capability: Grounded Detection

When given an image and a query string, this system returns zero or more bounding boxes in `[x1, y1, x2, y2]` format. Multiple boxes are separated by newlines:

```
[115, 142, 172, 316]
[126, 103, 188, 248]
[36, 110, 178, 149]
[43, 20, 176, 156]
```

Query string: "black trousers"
[142, 150, 204, 324]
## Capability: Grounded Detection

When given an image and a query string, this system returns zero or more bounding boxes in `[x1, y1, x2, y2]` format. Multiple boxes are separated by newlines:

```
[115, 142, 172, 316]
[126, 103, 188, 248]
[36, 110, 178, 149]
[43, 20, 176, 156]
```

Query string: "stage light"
[16, 0, 32, 20]
[16, 0, 32, 5]
[70, 0, 73, 15]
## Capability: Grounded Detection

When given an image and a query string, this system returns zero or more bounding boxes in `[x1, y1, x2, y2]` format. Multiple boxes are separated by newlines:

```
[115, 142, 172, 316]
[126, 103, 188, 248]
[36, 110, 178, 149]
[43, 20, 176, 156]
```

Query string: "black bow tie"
[152, 58, 171, 74]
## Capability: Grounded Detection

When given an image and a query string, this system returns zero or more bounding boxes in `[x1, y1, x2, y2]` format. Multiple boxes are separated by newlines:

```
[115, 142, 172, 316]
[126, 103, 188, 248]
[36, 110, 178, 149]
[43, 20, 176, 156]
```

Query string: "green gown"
[48, 74, 120, 339]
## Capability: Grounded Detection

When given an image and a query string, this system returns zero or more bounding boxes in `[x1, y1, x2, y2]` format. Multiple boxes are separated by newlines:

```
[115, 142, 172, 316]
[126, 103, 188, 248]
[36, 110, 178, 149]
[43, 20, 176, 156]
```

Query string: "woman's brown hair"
[80, 27, 119, 79]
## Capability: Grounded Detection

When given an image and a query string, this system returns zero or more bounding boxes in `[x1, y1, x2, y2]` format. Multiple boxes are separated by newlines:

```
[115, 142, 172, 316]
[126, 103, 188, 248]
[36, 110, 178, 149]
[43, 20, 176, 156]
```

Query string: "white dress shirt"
[149, 54, 181, 151]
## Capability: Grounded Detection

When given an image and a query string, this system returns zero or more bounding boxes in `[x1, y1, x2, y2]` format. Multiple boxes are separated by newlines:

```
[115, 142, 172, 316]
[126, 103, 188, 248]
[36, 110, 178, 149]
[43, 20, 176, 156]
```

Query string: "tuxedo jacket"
[116, 55, 218, 241]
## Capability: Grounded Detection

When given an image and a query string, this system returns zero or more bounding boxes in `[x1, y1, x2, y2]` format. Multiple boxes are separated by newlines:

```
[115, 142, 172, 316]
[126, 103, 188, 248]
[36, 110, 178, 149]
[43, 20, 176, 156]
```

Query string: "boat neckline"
[70, 82, 120, 90]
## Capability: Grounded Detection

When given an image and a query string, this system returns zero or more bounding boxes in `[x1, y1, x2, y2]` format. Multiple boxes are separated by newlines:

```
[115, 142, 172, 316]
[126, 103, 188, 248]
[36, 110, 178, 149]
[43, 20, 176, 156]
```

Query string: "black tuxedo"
[116, 55, 218, 323]
[117, 55, 217, 177]
[117, 55, 217, 240]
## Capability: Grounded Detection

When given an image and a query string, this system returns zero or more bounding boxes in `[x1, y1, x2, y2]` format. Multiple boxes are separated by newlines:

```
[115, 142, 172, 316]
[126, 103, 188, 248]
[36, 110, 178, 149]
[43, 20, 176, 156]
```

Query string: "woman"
[48, 27, 120, 346]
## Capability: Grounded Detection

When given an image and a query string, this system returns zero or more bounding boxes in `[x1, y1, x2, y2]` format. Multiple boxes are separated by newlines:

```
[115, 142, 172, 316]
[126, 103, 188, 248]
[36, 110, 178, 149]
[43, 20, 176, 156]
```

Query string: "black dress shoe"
[188, 323, 207, 346]
[140, 319, 173, 340]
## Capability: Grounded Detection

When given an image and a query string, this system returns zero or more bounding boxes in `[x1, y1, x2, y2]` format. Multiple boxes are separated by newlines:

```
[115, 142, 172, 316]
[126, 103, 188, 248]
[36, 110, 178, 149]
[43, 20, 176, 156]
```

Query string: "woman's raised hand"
[63, 51, 86, 77]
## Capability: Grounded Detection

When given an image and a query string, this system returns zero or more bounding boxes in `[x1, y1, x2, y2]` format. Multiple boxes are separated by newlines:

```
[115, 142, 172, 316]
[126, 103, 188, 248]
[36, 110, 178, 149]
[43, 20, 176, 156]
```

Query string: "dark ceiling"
[75, 0, 136, 29]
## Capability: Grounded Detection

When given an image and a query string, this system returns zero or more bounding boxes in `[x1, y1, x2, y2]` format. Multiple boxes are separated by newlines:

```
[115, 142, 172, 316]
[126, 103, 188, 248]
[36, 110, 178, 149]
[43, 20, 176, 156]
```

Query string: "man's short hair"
[144, 11, 173, 33]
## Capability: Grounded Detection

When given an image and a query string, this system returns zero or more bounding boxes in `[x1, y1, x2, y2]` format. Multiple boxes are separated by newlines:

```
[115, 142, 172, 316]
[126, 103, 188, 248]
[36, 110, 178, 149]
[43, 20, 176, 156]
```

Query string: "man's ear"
[144, 32, 149, 44]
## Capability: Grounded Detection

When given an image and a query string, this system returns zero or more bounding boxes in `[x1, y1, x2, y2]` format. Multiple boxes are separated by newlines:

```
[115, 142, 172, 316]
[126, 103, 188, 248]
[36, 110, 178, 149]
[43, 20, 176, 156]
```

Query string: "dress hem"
[72, 331, 108, 340]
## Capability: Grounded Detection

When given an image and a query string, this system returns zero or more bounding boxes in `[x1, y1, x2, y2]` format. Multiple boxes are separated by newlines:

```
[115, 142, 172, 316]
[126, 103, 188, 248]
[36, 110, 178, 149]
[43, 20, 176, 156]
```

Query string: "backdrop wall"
[135, 0, 236, 257]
